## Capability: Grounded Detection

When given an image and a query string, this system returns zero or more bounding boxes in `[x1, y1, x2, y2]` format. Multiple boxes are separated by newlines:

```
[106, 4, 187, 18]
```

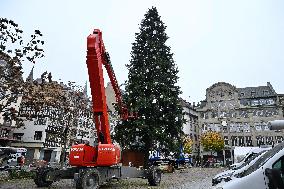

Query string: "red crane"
[34, 29, 160, 189]
[68, 29, 129, 167]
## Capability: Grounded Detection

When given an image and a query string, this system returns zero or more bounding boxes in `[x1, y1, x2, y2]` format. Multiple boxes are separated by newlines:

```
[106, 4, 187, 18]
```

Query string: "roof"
[206, 82, 237, 92]
[26, 66, 34, 83]
[237, 82, 276, 99]
[179, 98, 195, 109]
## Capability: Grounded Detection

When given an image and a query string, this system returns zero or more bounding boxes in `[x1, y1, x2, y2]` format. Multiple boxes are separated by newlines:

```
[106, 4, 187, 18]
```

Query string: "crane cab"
[69, 144, 97, 166]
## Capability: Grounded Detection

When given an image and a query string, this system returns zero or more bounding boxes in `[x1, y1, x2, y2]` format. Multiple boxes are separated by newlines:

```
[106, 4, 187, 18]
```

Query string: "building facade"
[105, 82, 120, 135]
[181, 99, 199, 162]
[197, 82, 284, 162]
[0, 55, 23, 146]
[11, 76, 96, 163]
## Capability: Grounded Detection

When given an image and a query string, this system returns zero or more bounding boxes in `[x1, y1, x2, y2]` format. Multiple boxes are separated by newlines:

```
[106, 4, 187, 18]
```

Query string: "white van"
[213, 142, 284, 189]
[212, 149, 268, 186]
[229, 147, 271, 169]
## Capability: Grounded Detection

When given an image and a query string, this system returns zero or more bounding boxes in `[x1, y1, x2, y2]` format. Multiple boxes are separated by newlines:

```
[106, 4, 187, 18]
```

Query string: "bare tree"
[0, 17, 45, 126]
[0, 18, 95, 163]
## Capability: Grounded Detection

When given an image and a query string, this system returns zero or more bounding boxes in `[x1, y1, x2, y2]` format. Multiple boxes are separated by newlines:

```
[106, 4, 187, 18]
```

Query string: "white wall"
[0, 93, 22, 127]
[13, 118, 48, 143]
[183, 106, 191, 135]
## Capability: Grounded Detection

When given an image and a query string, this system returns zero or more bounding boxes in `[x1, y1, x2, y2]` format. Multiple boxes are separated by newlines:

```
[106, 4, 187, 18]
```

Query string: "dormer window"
[251, 91, 256, 97]
[263, 90, 269, 96]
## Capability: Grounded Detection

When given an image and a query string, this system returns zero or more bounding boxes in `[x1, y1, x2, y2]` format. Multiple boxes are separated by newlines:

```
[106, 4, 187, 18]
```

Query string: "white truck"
[0, 147, 27, 169]
[213, 120, 284, 189]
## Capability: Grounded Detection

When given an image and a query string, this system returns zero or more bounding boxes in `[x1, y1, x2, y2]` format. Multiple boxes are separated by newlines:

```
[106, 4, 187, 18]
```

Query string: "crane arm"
[103, 52, 133, 120]
[86, 29, 135, 144]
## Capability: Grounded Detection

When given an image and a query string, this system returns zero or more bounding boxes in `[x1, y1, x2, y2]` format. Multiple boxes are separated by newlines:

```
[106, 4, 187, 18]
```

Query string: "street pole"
[223, 148, 225, 166]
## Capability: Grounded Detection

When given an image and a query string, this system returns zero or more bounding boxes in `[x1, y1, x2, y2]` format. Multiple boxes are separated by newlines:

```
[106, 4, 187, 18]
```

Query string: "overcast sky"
[1, 0, 284, 103]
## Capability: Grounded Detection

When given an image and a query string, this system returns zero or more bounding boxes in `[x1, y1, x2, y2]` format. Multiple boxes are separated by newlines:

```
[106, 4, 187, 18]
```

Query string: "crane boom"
[87, 29, 136, 144]
[86, 29, 111, 144]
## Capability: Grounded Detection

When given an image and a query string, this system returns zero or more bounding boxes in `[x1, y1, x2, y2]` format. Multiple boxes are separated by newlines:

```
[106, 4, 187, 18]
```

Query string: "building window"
[240, 99, 250, 106]
[251, 100, 259, 106]
[34, 131, 43, 140]
[263, 90, 269, 96]
[251, 91, 256, 97]
[13, 133, 24, 140]
[243, 123, 250, 132]
[266, 99, 275, 105]
[0, 128, 10, 138]
[212, 111, 218, 118]
[255, 124, 262, 131]
[231, 136, 237, 146]
[238, 136, 245, 146]
[264, 125, 270, 131]
[275, 136, 284, 144]
[202, 124, 207, 131]
[202, 113, 209, 119]
[239, 110, 249, 118]
[245, 136, 253, 146]
[266, 136, 274, 145]
[224, 136, 229, 145]
[256, 136, 265, 147]
[259, 99, 266, 105]
[223, 126, 228, 133]
[11, 93, 18, 103]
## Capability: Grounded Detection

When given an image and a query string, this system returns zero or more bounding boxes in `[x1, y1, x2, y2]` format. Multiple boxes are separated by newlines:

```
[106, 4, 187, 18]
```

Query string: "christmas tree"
[113, 7, 184, 167]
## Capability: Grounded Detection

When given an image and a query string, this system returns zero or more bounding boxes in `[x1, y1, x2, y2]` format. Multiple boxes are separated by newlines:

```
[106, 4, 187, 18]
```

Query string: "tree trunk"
[143, 149, 150, 168]
[143, 140, 151, 168]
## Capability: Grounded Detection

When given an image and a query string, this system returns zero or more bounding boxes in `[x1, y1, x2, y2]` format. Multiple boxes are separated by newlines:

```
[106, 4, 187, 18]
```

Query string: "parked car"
[153, 159, 175, 173]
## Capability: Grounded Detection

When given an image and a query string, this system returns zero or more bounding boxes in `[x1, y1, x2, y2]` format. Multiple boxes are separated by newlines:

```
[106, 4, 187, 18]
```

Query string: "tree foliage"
[183, 136, 193, 154]
[0, 18, 95, 162]
[19, 77, 94, 163]
[113, 7, 184, 166]
[20, 77, 91, 136]
[201, 131, 224, 152]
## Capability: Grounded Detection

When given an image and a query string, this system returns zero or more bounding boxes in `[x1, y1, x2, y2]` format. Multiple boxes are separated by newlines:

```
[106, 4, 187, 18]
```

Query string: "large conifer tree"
[113, 7, 184, 166]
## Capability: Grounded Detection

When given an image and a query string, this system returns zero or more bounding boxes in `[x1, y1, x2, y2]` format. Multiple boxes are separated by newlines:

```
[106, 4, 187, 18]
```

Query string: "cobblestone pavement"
[0, 167, 226, 189]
